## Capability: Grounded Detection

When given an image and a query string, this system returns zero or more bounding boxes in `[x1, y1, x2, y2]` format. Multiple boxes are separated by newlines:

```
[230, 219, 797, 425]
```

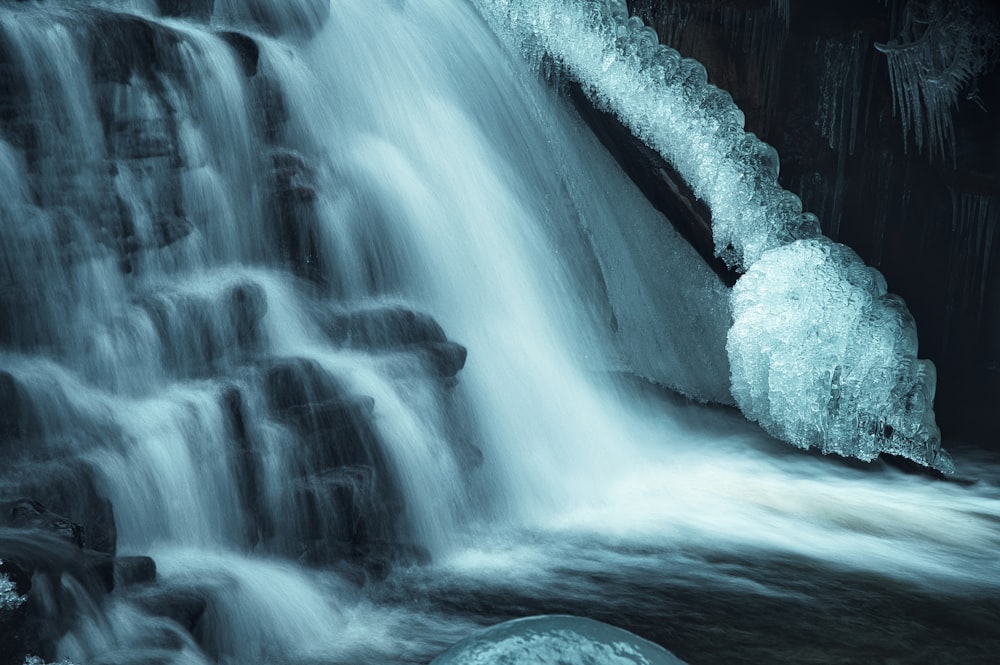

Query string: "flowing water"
[1, 1, 998, 664]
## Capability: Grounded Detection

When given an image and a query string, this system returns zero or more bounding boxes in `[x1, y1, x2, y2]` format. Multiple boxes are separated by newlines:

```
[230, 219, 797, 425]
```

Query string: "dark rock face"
[624, 0, 1000, 446]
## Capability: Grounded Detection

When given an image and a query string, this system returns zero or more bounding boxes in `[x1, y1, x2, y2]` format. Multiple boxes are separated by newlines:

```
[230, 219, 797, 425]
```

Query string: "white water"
[0, 1, 998, 664]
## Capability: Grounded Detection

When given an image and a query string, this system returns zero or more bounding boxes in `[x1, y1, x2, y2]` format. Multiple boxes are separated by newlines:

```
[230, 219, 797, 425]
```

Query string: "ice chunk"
[431, 615, 688, 665]
[728, 239, 953, 473]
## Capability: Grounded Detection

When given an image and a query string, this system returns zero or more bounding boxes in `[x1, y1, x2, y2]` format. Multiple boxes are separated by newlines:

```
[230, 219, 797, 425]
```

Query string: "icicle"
[875, 0, 999, 162]
[814, 32, 867, 156]
[948, 190, 1000, 338]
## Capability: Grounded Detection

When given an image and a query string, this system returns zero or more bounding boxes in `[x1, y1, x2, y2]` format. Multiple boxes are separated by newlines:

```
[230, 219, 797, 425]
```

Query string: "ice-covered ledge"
[474, 0, 954, 472]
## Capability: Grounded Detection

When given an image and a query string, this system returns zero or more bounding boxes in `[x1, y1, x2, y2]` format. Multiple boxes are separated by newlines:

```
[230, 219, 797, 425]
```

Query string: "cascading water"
[1, 1, 998, 664]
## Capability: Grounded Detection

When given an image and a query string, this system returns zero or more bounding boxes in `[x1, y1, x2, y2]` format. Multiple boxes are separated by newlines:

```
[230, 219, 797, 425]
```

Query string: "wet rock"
[218, 31, 259, 77]
[138, 279, 268, 376]
[321, 306, 468, 377]
[265, 149, 324, 282]
[0, 527, 116, 655]
[2, 501, 84, 549]
[0, 371, 40, 443]
[109, 117, 175, 160]
[292, 466, 394, 555]
[88, 13, 180, 84]
[261, 359, 409, 562]
[20, 466, 118, 556]
[227, 280, 268, 350]
[151, 214, 194, 250]
[132, 587, 207, 632]
[83, 549, 115, 595]
[157, 0, 215, 20]
[263, 359, 381, 468]
[322, 306, 448, 349]
[271, 150, 318, 201]
[419, 341, 468, 378]
[217, 0, 331, 39]
[114, 556, 156, 588]
[251, 75, 288, 144]
[221, 387, 270, 545]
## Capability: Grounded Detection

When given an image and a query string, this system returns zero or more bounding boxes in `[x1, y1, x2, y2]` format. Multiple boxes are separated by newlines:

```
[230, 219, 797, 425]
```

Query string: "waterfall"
[1, 1, 999, 664]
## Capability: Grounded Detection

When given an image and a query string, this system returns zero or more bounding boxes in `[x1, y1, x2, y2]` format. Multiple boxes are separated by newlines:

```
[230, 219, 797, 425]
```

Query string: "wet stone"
[157, 0, 215, 21]
[1, 500, 84, 549]
[218, 31, 259, 77]
[114, 556, 157, 588]
[132, 587, 208, 632]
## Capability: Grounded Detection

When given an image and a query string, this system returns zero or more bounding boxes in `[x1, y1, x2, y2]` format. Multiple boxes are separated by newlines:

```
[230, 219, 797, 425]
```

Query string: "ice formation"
[875, 0, 999, 162]
[431, 615, 688, 665]
[475, 0, 952, 471]
[1, 563, 25, 611]
[728, 239, 950, 471]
